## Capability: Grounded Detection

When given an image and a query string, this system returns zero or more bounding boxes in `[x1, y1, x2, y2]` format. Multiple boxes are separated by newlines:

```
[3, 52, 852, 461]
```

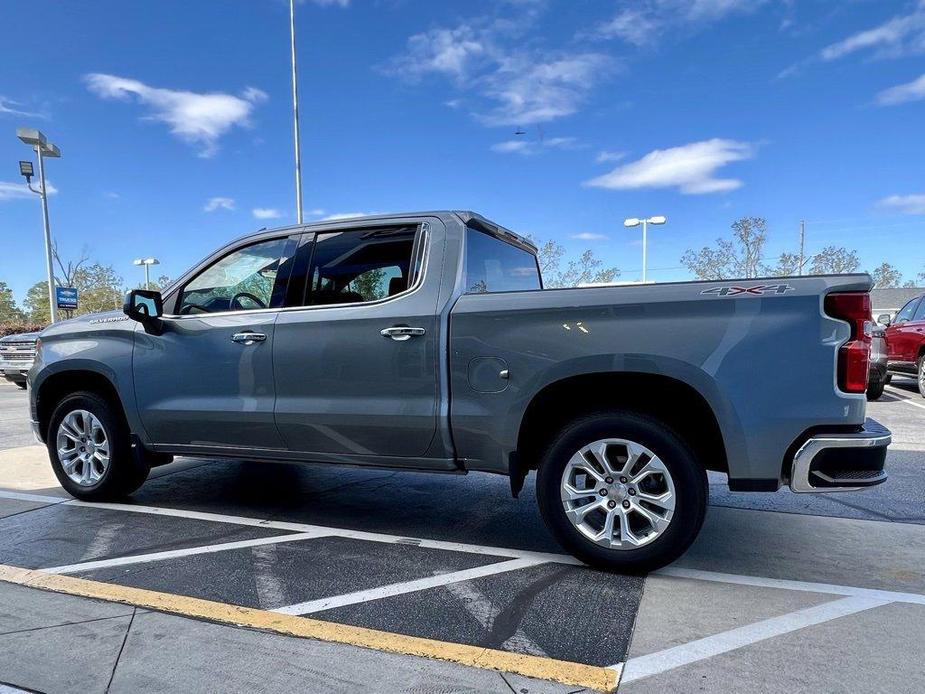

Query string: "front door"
[273, 221, 442, 461]
[886, 297, 922, 365]
[134, 235, 297, 449]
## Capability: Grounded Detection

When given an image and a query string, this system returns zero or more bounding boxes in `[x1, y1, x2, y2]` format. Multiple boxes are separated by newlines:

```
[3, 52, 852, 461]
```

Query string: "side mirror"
[876, 313, 892, 327]
[124, 289, 163, 325]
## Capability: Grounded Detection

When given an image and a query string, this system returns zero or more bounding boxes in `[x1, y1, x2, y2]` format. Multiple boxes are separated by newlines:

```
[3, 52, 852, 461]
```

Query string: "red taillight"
[824, 292, 872, 393]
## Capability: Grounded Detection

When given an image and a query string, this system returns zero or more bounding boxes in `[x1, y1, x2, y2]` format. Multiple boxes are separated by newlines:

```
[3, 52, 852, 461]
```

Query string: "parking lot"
[1, 380, 924, 693]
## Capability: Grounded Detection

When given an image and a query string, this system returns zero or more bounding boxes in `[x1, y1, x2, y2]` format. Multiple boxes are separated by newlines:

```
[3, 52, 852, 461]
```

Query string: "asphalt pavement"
[0, 380, 923, 693]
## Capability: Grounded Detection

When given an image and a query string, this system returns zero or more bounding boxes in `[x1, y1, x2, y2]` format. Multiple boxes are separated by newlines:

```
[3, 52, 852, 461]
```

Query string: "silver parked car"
[0, 332, 39, 389]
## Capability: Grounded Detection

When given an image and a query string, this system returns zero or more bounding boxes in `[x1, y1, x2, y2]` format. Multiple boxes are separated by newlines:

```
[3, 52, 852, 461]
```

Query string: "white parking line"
[617, 595, 889, 683]
[0, 489, 66, 504]
[882, 386, 925, 410]
[273, 557, 543, 615]
[42, 532, 322, 574]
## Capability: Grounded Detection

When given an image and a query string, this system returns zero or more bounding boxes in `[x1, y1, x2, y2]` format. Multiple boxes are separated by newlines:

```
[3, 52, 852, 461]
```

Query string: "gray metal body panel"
[28, 211, 873, 490]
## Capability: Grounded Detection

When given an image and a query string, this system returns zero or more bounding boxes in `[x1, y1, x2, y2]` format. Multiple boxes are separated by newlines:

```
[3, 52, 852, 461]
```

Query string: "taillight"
[824, 292, 872, 394]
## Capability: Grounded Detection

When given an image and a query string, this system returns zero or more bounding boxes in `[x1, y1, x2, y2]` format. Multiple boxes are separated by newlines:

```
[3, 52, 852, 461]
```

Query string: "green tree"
[681, 217, 768, 280]
[24, 281, 51, 323]
[0, 281, 25, 322]
[809, 246, 860, 275]
[870, 262, 903, 289]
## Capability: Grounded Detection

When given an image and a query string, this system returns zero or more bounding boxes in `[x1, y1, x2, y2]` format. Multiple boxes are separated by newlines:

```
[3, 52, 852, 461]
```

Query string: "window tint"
[179, 237, 291, 314]
[895, 298, 919, 324]
[465, 228, 541, 294]
[913, 297, 925, 322]
[305, 226, 418, 306]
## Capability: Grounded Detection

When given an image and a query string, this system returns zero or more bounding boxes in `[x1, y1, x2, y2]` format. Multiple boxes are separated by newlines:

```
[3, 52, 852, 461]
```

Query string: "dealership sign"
[55, 286, 78, 310]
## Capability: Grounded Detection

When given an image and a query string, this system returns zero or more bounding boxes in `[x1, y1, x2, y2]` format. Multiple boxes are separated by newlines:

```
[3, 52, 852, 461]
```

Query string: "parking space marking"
[657, 566, 925, 606]
[0, 490, 66, 504]
[882, 386, 925, 411]
[0, 564, 620, 693]
[616, 595, 889, 683]
[40, 532, 323, 575]
[273, 557, 544, 615]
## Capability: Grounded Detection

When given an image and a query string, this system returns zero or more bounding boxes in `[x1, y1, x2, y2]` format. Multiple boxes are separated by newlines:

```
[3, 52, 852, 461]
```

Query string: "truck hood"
[39, 310, 133, 338]
[0, 331, 40, 343]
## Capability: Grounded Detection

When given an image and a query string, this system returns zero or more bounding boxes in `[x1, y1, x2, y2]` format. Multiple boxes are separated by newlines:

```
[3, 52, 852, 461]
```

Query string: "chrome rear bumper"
[789, 418, 890, 493]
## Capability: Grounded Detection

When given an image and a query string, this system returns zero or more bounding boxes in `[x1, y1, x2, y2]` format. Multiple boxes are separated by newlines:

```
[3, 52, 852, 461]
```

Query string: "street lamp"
[289, 0, 304, 224]
[133, 258, 160, 290]
[624, 215, 667, 283]
[17, 128, 62, 323]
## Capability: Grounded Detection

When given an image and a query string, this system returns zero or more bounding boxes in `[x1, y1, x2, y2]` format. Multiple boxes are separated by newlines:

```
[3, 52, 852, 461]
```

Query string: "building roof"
[870, 287, 924, 311]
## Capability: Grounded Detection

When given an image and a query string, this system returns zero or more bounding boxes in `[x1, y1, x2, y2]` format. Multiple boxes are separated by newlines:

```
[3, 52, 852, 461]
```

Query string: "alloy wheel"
[56, 409, 110, 486]
[560, 438, 676, 549]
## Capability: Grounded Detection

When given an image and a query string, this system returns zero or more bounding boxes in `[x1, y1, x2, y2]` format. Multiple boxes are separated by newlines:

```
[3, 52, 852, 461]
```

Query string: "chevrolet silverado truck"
[1, 331, 39, 389]
[28, 211, 891, 570]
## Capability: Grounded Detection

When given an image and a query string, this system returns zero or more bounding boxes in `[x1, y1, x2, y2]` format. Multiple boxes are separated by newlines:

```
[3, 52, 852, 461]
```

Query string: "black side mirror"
[124, 289, 164, 329]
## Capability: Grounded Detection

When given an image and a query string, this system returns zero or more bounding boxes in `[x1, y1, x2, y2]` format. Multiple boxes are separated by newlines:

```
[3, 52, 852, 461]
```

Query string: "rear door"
[273, 220, 444, 462]
[134, 234, 298, 449]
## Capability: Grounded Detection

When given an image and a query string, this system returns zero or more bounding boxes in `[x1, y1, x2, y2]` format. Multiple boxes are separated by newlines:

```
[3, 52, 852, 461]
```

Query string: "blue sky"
[2, 0, 925, 302]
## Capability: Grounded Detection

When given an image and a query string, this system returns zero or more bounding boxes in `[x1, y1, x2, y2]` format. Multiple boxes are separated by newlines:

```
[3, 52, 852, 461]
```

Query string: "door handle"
[231, 332, 267, 345]
[380, 326, 425, 341]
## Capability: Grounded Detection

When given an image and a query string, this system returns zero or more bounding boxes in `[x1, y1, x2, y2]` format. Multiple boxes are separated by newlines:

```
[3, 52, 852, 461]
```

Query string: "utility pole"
[289, 0, 304, 224]
[798, 219, 805, 276]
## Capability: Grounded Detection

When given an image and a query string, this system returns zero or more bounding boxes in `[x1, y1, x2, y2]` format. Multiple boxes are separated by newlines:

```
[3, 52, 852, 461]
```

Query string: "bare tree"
[533, 238, 619, 288]
[766, 252, 802, 277]
[681, 216, 768, 280]
[870, 262, 903, 289]
[810, 246, 860, 275]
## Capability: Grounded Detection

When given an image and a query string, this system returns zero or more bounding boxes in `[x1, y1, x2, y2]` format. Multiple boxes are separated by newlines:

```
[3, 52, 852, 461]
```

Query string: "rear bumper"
[789, 418, 890, 493]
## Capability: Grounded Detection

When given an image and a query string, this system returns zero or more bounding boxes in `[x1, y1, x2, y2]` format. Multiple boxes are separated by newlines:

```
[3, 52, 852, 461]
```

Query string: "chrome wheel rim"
[56, 410, 110, 486]
[919, 362, 925, 395]
[560, 438, 676, 550]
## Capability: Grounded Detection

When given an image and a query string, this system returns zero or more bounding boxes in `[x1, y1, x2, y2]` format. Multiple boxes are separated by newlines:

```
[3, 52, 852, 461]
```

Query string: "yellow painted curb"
[0, 564, 619, 692]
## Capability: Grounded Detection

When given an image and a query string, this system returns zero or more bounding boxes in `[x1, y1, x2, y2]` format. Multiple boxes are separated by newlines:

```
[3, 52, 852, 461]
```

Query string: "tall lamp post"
[133, 258, 160, 290]
[289, 0, 304, 224]
[624, 215, 667, 283]
[17, 128, 61, 323]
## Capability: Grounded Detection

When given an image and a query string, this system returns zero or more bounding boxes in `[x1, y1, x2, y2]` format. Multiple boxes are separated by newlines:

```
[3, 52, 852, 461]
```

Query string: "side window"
[895, 298, 920, 324]
[179, 237, 292, 315]
[465, 228, 541, 293]
[305, 226, 418, 306]
[913, 297, 925, 322]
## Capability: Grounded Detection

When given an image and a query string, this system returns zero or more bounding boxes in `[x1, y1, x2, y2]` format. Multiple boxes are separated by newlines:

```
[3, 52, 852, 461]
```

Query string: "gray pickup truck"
[28, 211, 891, 570]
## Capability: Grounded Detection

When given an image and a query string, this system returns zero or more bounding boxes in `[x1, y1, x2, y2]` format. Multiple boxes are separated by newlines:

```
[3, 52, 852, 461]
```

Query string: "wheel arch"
[35, 368, 131, 443]
[513, 372, 728, 495]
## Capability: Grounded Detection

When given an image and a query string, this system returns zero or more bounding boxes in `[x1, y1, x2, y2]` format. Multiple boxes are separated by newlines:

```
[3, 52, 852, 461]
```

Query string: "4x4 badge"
[701, 284, 795, 297]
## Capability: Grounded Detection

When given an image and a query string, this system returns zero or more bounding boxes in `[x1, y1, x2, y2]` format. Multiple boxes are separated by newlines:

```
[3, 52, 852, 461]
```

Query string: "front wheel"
[536, 411, 707, 572]
[47, 392, 149, 500]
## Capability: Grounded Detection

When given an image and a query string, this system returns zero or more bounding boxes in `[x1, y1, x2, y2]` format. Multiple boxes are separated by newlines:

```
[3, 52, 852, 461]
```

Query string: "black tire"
[918, 357, 925, 399]
[866, 376, 885, 401]
[536, 410, 708, 573]
[47, 391, 149, 500]
[883, 373, 892, 386]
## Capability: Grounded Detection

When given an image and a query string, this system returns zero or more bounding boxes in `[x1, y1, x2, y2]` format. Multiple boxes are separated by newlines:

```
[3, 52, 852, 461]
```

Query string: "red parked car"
[880, 293, 925, 397]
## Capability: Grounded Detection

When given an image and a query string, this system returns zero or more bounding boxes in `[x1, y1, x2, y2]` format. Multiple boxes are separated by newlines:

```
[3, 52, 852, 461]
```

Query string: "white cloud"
[876, 72, 925, 106]
[592, 8, 661, 45]
[0, 180, 57, 201]
[596, 150, 626, 163]
[590, 0, 761, 44]
[322, 212, 368, 220]
[571, 232, 608, 241]
[204, 196, 235, 212]
[300, 0, 350, 6]
[878, 193, 925, 215]
[491, 136, 579, 155]
[820, 4, 925, 61]
[84, 74, 268, 157]
[584, 139, 754, 195]
[307, 208, 326, 216]
[0, 97, 44, 119]
[388, 15, 613, 126]
[252, 207, 282, 219]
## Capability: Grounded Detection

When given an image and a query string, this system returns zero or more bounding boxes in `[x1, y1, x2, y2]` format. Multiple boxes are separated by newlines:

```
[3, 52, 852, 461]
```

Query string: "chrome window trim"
[162, 223, 430, 320]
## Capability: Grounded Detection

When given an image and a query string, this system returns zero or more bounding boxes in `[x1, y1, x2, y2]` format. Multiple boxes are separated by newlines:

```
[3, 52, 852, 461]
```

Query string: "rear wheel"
[918, 357, 925, 398]
[866, 376, 885, 401]
[536, 410, 708, 572]
[47, 392, 149, 500]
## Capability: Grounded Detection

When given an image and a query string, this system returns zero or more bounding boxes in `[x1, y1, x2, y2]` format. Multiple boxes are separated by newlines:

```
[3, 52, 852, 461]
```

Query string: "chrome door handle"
[231, 332, 267, 345]
[380, 326, 425, 341]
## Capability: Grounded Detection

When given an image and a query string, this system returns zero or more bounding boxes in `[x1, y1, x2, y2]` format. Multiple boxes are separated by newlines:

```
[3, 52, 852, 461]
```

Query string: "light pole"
[289, 0, 304, 224]
[17, 128, 61, 323]
[133, 258, 160, 290]
[624, 215, 667, 283]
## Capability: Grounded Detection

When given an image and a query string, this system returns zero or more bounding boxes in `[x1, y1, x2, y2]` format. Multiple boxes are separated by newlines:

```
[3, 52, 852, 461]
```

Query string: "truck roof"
[249, 210, 538, 255]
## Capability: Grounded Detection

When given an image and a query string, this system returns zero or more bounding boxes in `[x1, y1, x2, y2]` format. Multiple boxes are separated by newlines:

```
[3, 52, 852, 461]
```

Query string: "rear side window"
[305, 226, 418, 305]
[465, 228, 541, 294]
